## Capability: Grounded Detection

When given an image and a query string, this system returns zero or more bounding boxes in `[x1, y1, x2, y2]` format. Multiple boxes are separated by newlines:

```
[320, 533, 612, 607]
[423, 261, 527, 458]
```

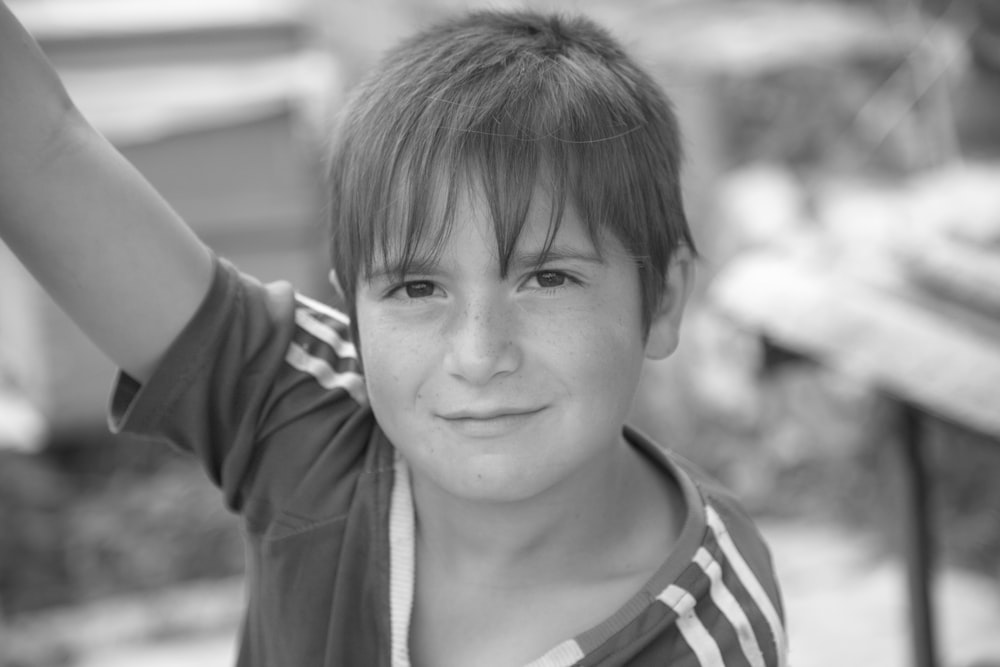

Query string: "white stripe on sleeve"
[294, 308, 358, 359]
[294, 293, 350, 325]
[705, 506, 788, 666]
[285, 342, 367, 405]
[694, 547, 766, 667]
[658, 585, 725, 667]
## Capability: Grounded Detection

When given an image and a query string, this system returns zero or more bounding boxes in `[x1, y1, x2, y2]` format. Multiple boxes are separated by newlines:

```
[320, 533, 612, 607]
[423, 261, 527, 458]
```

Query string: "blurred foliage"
[0, 434, 242, 617]
[922, 421, 1000, 578]
[668, 361, 1000, 585]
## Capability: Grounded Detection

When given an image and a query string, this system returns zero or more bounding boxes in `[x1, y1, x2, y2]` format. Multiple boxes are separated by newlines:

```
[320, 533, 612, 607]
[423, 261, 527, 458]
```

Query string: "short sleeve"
[109, 257, 372, 531]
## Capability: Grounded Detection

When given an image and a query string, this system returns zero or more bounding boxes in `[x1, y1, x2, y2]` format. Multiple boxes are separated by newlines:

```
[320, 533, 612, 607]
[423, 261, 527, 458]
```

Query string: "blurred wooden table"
[712, 250, 1000, 667]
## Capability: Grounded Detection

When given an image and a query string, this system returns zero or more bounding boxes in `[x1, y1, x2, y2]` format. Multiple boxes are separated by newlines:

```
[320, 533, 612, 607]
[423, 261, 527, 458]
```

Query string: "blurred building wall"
[12, 0, 336, 434]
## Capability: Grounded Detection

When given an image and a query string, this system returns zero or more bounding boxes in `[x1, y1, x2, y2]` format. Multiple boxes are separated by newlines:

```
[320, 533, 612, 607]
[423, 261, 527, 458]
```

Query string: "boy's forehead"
[364, 180, 609, 277]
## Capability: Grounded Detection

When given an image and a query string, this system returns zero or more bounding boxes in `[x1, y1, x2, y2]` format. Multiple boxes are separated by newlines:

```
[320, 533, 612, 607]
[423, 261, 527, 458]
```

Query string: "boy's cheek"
[355, 324, 430, 400]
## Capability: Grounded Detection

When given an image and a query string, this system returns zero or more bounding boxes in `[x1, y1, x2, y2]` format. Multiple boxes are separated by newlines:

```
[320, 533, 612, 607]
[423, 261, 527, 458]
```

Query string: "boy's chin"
[410, 456, 567, 507]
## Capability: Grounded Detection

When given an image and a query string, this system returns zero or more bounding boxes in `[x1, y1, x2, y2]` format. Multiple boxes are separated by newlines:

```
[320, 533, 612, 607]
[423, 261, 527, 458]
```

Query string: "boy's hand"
[0, 1, 213, 383]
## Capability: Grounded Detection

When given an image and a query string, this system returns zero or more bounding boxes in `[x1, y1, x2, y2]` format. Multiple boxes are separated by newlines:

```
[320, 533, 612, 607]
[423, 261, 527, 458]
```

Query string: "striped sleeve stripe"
[294, 293, 350, 326]
[705, 506, 788, 666]
[658, 585, 726, 666]
[283, 296, 367, 404]
[285, 343, 367, 405]
[694, 547, 766, 667]
[294, 307, 358, 359]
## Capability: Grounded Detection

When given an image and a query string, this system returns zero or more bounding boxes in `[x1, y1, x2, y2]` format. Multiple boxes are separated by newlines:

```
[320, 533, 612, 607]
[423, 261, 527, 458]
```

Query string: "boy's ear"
[644, 247, 695, 361]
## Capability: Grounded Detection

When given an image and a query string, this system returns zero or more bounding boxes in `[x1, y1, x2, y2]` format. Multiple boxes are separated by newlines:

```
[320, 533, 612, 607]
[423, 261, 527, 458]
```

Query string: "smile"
[436, 407, 546, 437]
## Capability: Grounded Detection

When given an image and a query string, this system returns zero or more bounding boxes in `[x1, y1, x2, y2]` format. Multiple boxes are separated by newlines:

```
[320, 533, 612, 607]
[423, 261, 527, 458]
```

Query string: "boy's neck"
[409, 436, 679, 585]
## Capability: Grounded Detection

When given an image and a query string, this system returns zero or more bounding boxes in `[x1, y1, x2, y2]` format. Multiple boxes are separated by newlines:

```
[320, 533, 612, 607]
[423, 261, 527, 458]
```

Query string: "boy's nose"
[442, 295, 521, 385]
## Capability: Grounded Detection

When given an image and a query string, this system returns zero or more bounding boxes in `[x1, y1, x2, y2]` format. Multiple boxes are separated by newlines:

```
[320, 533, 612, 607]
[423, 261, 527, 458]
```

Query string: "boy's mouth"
[438, 406, 545, 421]
[436, 406, 547, 437]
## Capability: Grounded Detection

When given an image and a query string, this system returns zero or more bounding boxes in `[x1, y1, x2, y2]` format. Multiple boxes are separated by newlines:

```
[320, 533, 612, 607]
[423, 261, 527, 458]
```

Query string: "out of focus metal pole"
[897, 403, 939, 667]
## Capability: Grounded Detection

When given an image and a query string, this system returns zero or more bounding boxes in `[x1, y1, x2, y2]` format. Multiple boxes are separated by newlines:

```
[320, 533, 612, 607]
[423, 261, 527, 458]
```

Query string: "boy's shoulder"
[626, 426, 784, 608]
[629, 426, 765, 530]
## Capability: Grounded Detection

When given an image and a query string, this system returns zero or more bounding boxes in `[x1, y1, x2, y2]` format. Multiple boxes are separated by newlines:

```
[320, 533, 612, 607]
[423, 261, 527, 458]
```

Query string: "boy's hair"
[327, 10, 694, 337]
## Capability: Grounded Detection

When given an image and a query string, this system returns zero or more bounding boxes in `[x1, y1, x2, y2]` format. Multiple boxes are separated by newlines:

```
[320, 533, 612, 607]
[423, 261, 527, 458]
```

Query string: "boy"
[0, 5, 786, 666]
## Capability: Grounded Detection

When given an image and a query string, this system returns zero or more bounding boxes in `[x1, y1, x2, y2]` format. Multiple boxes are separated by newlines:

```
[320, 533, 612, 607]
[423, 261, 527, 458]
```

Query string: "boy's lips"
[438, 406, 545, 420]
[435, 406, 548, 437]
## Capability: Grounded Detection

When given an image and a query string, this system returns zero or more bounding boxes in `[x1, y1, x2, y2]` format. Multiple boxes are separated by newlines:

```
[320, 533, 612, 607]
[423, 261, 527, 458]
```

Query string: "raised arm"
[0, 2, 214, 383]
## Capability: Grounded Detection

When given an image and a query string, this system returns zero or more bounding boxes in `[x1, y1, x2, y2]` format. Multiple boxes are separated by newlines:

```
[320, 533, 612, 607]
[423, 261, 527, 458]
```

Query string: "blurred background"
[1, 0, 999, 665]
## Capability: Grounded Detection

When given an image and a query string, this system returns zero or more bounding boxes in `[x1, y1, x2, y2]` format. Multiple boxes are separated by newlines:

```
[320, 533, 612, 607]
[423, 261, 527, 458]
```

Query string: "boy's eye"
[395, 281, 437, 299]
[531, 271, 567, 289]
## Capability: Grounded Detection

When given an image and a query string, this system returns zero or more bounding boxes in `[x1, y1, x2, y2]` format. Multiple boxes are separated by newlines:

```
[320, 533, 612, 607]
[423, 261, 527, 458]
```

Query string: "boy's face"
[355, 185, 682, 505]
